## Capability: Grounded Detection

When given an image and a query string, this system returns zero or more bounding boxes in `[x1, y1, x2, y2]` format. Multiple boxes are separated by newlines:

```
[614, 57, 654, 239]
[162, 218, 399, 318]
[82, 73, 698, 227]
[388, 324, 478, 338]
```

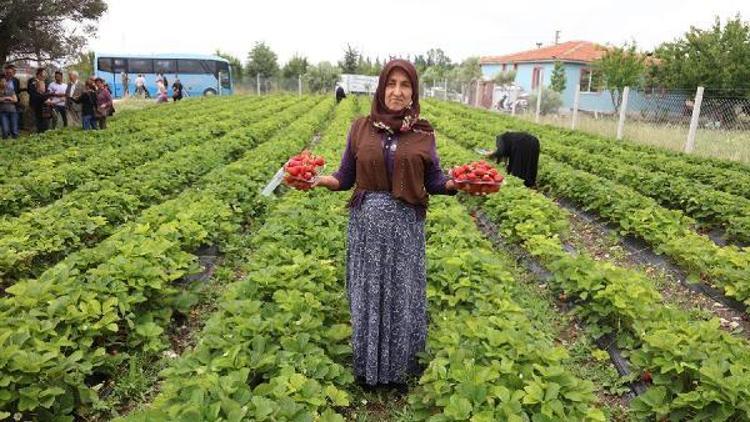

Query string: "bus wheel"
[203, 88, 217, 96]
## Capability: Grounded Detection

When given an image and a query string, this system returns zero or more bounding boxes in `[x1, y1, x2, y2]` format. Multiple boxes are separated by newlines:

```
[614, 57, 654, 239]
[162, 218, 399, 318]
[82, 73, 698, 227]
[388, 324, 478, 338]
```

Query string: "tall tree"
[652, 15, 750, 96]
[215, 50, 245, 83]
[304, 61, 341, 93]
[66, 50, 95, 78]
[0, 0, 107, 64]
[426, 48, 451, 68]
[339, 44, 359, 74]
[245, 41, 279, 78]
[282, 54, 309, 78]
[593, 43, 646, 112]
[550, 60, 567, 93]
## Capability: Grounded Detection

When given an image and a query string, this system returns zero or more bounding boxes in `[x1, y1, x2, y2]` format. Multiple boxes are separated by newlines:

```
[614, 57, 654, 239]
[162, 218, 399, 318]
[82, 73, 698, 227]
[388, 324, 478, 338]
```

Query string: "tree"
[339, 44, 359, 74]
[245, 42, 279, 78]
[66, 50, 95, 78]
[493, 70, 517, 85]
[413, 54, 428, 74]
[593, 43, 646, 113]
[304, 61, 341, 93]
[550, 60, 567, 93]
[448, 57, 482, 86]
[652, 15, 750, 97]
[282, 54, 309, 78]
[426, 48, 451, 68]
[215, 50, 244, 83]
[0, 0, 107, 64]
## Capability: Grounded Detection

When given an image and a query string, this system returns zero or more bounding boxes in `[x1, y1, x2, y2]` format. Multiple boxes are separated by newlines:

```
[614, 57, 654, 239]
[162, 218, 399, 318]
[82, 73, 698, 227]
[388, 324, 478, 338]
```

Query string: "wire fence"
[430, 78, 750, 164]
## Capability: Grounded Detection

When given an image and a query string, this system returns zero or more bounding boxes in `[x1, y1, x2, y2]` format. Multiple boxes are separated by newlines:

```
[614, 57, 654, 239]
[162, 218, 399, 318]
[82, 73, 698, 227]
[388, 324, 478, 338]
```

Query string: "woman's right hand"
[312, 175, 340, 191]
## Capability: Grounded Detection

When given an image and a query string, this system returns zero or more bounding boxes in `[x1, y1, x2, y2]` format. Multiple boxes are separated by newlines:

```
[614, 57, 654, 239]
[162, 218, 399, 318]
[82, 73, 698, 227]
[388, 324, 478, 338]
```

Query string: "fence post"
[571, 83, 581, 130]
[218, 71, 223, 96]
[298, 75, 302, 96]
[443, 78, 448, 100]
[684, 86, 705, 153]
[256, 74, 261, 95]
[616, 86, 630, 140]
[535, 84, 543, 123]
[474, 81, 482, 107]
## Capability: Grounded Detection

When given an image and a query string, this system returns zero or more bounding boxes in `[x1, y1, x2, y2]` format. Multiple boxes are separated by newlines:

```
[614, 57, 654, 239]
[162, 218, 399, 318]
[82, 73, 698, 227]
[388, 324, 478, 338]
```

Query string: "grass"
[516, 112, 750, 164]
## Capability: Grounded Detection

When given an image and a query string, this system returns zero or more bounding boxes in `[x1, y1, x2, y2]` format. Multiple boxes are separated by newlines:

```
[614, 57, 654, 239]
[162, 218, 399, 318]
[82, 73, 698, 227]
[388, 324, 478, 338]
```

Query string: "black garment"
[74, 90, 98, 116]
[27, 78, 50, 133]
[172, 81, 183, 101]
[489, 132, 540, 187]
[335, 86, 346, 103]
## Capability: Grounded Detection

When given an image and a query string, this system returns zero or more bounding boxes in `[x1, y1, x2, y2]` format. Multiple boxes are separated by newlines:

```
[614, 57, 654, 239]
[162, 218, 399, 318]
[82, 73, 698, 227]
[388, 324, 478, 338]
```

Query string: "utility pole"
[555, 30, 561, 45]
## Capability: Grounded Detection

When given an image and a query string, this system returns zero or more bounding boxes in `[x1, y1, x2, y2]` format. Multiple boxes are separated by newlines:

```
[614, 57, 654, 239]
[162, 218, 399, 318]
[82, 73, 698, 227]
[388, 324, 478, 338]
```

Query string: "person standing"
[155, 80, 168, 103]
[3, 64, 23, 131]
[47, 71, 68, 128]
[94, 77, 113, 129]
[487, 131, 540, 187]
[74, 78, 98, 130]
[66, 71, 83, 126]
[0, 78, 19, 139]
[135, 73, 146, 98]
[120, 71, 130, 97]
[28, 68, 50, 133]
[314, 60, 458, 388]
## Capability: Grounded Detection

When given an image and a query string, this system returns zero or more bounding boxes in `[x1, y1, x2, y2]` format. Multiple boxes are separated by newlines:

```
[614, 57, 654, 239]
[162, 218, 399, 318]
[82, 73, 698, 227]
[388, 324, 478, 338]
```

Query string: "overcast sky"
[90, 0, 749, 64]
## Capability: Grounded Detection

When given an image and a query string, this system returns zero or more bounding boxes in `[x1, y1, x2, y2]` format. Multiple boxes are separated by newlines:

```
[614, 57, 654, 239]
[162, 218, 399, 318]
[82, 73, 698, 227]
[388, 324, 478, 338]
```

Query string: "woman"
[172, 78, 184, 102]
[74, 78, 99, 130]
[314, 60, 457, 387]
[155, 80, 169, 103]
[0, 78, 19, 139]
[488, 131, 540, 187]
[94, 77, 113, 129]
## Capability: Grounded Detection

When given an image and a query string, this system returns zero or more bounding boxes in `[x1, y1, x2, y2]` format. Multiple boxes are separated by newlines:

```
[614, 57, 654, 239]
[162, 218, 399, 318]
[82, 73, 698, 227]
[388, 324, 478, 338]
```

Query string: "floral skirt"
[346, 192, 427, 385]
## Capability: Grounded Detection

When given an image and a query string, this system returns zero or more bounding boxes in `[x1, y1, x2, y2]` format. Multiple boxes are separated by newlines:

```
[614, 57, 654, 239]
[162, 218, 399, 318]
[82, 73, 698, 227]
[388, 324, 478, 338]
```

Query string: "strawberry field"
[1, 95, 750, 421]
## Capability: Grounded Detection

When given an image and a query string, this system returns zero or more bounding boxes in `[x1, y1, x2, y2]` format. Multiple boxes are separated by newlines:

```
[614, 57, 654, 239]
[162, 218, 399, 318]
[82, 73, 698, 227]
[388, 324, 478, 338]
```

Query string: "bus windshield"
[94, 54, 232, 99]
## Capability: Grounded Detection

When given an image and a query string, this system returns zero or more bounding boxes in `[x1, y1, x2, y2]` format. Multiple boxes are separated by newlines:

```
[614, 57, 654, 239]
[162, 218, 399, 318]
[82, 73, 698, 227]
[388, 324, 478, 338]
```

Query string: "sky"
[90, 0, 750, 65]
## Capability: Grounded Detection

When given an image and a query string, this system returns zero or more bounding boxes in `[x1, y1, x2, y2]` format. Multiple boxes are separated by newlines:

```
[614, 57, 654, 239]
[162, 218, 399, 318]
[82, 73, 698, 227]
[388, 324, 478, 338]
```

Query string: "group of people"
[133, 72, 184, 103]
[1, 64, 115, 138]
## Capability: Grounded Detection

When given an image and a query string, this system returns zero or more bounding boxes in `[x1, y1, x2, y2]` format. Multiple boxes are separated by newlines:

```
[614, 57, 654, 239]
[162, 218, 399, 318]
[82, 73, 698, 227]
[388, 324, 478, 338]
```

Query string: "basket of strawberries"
[283, 150, 326, 191]
[449, 160, 504, 195]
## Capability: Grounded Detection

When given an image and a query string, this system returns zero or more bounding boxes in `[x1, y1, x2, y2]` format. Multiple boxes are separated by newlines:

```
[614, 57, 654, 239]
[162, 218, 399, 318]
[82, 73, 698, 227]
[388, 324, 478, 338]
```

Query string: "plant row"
[0, 97, 335, 418]
[427, 99, 750, 199]
[121, 96, 363, 422]
[425, 101, 750, 309]
[0, 96, 235, 177]
[409, 196, 604, 421]
[0, 96, 287, 216]
[0, 96, 317, 284]
[433, 126, 750, 420]
[540, 141, 750, 243]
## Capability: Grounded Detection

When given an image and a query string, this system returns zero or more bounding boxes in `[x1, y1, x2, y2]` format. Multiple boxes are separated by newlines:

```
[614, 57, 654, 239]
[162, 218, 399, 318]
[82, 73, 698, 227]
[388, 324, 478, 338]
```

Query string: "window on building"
[579, 67, 603, 92]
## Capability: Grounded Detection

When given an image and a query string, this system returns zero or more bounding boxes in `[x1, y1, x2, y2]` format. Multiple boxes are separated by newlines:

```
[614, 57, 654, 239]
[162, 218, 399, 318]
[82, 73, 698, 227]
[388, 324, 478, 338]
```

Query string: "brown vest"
[349, 116, 434, 208]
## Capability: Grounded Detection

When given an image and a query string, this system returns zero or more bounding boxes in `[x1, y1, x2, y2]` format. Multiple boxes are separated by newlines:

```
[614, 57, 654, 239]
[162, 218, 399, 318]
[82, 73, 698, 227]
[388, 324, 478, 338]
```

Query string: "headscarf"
[371, 59, 433, 134]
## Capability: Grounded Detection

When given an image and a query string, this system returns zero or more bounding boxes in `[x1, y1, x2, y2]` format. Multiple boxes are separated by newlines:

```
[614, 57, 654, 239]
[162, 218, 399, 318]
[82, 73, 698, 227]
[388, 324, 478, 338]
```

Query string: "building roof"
[480, 41, 605, 65]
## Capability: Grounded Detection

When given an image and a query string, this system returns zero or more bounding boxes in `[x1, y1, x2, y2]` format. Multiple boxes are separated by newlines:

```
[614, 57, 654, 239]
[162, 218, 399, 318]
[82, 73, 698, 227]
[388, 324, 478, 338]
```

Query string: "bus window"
[98, 58, 113, 73]
[217, 61, 231, 88]
[128, 58, 154, 74]
[177, 59, 205, 74]
[113, 58, 127, 73]
[155, 59, 176, 74]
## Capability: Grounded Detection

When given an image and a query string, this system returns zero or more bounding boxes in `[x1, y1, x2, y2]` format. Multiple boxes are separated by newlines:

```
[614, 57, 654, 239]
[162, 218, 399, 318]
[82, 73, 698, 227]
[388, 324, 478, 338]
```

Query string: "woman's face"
[384, 68, 412, 112]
